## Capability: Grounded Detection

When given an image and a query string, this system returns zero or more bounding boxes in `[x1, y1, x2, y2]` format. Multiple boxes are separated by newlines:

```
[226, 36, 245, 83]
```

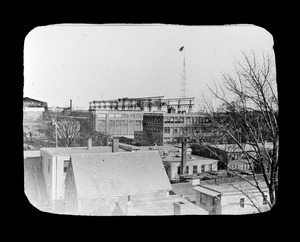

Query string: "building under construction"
[89, 96, 196, 138]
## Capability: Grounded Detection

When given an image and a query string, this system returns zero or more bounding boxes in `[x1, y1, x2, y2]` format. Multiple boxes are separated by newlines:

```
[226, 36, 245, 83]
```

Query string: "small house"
[193, 180, 270, 214]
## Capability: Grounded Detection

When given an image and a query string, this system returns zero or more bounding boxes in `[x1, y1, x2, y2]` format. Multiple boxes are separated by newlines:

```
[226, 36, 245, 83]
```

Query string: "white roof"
[193, 186, 221, 197]
[70, 151, 172, 198]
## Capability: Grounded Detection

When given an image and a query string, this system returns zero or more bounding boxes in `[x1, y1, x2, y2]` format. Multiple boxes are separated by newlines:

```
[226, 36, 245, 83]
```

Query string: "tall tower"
[179, 46, 187, 98]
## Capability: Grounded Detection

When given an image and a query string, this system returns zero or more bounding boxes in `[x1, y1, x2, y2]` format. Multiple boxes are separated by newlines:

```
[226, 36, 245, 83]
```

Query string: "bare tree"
[197, 51, 278, 211]
[56, 119, 81, 147]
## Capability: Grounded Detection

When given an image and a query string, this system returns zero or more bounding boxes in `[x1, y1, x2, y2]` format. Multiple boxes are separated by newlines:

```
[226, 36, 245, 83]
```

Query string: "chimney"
[87, 138, 92, 150]
[126, 196, 133, 215]
[173, 201, 185, 215]
[112, 139, 119, 153]
[181, 140, 187, 175]
[70, 99, 72, 111]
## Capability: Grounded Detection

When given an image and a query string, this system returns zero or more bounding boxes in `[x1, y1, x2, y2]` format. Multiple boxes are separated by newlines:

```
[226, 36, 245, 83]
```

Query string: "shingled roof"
[70, 151, 172, 198]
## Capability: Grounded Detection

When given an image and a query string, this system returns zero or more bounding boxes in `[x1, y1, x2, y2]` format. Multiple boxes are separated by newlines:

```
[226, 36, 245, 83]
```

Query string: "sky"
[23, 24, 274, 110]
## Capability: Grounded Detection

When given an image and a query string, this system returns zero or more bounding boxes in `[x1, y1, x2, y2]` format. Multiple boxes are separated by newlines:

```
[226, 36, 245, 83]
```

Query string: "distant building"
[23, 97, 48, 121]
[23, 97, 48, 111]
[23, 97, 49, 143]
[191, 143, 273, 171]
[163, 151, 218, 182]
[89, 96, 197, 139]
[89, 110, 143, 138]
[193, 180, 270, 214]
[134, 112, 211, 146]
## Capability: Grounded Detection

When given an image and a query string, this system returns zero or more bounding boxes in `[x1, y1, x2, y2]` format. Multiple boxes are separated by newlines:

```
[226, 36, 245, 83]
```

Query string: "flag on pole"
[179, 46, 184, 51]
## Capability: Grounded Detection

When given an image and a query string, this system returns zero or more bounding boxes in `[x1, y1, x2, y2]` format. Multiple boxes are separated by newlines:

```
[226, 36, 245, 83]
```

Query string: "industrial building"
[134, 112, 212, 145]
[89, 96, 197, 138]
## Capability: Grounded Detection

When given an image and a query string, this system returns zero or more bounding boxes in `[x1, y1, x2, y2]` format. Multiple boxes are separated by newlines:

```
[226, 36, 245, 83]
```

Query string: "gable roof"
[70, 151, 172, 198]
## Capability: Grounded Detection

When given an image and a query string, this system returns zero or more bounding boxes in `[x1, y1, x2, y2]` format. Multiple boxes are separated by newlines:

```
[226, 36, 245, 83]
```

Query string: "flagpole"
[55, 115, 58, 147]
[183, 46, 186, 98]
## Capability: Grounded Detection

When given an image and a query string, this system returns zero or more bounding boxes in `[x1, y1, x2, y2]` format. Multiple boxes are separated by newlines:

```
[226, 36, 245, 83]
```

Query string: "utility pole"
[50, 115, 58, 147]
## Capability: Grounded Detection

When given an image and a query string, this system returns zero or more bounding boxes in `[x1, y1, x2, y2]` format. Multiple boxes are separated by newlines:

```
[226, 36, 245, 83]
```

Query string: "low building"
[193, 180, 270, 214]
[39, 139, 122, 212]
[163, 151, 219, 182]
[191, 143, 273, 171]
[64, 151, 208, 215]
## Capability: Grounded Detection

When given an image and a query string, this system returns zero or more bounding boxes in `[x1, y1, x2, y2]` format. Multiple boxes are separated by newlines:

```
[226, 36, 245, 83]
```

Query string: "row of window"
[229, 164, 250, 170]
[144, 125, 163, 133]
[97, 113, 142, 119]
[164, 116, 209, 124]
[164, 137, 192, 143]
[177, 164, 213, 175]
[143, 116, 164, 123]
[240, 195, 268, 207]
[164, 127, 200, 134]
[164, 117, 184, 123]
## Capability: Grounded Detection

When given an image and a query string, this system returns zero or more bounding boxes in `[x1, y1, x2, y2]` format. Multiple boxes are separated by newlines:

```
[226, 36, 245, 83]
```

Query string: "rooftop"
[24, 150, 41, 158]
[70, 151, 172, 198]
[194, 180, 268, 196]
[171, 182, 196, 197]
[206, 142, 274, 153]
[118, 142, 181, 153]
[163, 153, 218, 164]
[40, 146, 126, 156]
[131, 195, 208, 215]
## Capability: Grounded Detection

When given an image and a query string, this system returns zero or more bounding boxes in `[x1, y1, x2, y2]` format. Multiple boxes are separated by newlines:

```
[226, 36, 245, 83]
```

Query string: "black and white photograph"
[23, 24, 278, 215]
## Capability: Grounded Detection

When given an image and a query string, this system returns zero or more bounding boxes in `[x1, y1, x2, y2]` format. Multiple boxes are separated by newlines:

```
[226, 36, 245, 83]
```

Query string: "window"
[63, 160, 69, 174]
[212, 197, 217, 206]
[48, 159, 50, 173]
[41, 156, 44, 172]
[200, 193, 207, 205]
[164, 127, 170, 133]
[201, 165, 205, 172]
[177, 166, 181, 175]
[263, 195, 268, 205]
[185, 166, 189, 174]
[209, 164, 212, 171]
[240, 198, 245, 208]
[193, 165, 197, 174]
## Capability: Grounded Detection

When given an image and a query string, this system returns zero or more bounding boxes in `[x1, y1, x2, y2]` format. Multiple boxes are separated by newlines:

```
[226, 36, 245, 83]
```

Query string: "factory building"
[134, 112, 211, 146]
[89, 96, 196, 138]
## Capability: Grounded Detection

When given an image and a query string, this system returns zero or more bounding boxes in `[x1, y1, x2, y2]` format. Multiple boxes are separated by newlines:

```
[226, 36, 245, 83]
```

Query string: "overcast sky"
[23, 24, 274, 110]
